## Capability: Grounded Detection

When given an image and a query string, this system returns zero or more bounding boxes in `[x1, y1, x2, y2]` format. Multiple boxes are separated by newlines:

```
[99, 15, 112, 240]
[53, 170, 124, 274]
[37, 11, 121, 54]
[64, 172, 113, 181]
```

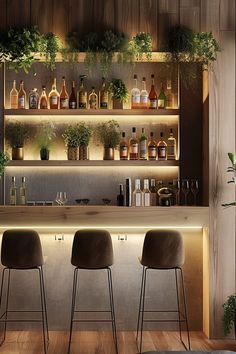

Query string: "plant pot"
[103, 147, 114, 160]
[112, 99, 123, 109]
[67, 147, 79, 160]
[79, 145, 89, 160]
[12, 147, 23, 160]
[40, 148, 50, 160]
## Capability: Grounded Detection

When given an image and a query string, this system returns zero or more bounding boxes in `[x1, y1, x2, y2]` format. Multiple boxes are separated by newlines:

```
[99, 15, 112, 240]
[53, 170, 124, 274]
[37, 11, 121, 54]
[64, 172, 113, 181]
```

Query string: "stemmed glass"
[181, 179, 190, 206]
[190, 179, 199, 205]
[55, 192, 68, 205]
[173, 179, 181, 205]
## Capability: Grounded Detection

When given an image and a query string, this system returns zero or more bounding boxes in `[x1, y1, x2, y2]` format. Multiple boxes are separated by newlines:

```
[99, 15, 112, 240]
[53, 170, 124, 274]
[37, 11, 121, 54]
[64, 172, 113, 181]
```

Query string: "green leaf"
[228, 153, 236, 167]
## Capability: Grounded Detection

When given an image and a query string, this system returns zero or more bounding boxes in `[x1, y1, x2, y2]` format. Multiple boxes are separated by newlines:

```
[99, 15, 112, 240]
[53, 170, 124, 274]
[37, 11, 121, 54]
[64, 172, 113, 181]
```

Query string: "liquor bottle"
[49, 78, 59, 109]
[133, 179, 142, 207]
[149, 74, 157, 109]
[129, 127, 139, 160]
[131, 74, 140, 109]
[99, 77, 109, 109]
[140, 77, 149, 109]
[150, 179, 157, 206]
[69, 81, 77, 109]
[10, 80, 18, 109]
[18, 80, 26, 109]
[148, 132, 157, 160]
[88, 87, 98, 109]
[9, 176, 17, 205]
[19, 176, 26, 205]
[143, 179, 151, 206]
[29, 88, 39, 109]
[117, 184, 124, 206]
[60, 77, 69, 109]
[119, 132, 129, 160]
[125, 178, 132, 207]
[167, 128, 176, 160]
[157, 132, 167, 160]
[166, 79, 174, 108]
[139, 128, 147, 160]
[158, 82, 166, 109]
[78, 75, 87, 109]
[39, 86, 48, 109]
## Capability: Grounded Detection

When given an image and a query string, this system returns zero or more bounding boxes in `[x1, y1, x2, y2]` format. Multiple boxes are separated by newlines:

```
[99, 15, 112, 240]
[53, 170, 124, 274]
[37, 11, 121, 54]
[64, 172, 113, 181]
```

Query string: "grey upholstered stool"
[68, 229, 118, 354]
[0, 229, 49, 353]
[136, 230, 190, 353]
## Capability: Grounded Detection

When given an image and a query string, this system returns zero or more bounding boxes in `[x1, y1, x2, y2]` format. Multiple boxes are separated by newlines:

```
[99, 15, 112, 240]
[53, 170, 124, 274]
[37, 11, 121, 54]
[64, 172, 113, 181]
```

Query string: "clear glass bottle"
[29, 88, 39, 109]
[133, 179, 142, 207]
[60, 76, 69, 109]
[140, 77, 148, 109]
[131, 74, 140, 109]
[18, 80, 26, 109]
[69, 81, 77, 109]
[166, 79, 174, 108]
[39, 86, 48, 109]
[10, 80, 18, 109]
[157, 132, 167, 160]
[143, 179, 151, 206]
[158, 82, 166, 109]
[148, 132, 157, 160]
[129, 127, 139, 160]
[119, 132, 129, 160]
[149, 74, 157, 109]
[150, 179, 157, 206]
[78, 75, 87, 109]
[49, 78, 59, 109]
[139, 128, 147, 160]
[99, 77, 109, 109]
[89, 87, 98, 109]
[167, 128, 176, 160]
[9, 176, 17, 205]
[19, 176, 26, 205]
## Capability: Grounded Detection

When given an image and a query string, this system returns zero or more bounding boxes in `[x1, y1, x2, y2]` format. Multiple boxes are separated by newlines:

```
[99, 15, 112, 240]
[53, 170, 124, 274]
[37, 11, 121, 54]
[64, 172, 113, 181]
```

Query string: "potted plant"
[95, 120, 120, 160]
[5, 122, 29, 160]
[223, 294, 236, 338]
[62, 125, 81, 160]
[108, 79, 129, 109]
[77, 122, 92, 160]
[36, 122, 56, 160]
[0, 151, 9, 177]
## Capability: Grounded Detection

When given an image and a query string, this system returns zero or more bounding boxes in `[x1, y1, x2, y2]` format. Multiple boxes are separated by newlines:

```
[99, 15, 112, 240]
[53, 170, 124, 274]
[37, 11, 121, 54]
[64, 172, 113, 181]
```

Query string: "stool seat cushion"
[1, 229, 44, 269]
[71, 229, 114, 269]
[141, 230, 184, 268]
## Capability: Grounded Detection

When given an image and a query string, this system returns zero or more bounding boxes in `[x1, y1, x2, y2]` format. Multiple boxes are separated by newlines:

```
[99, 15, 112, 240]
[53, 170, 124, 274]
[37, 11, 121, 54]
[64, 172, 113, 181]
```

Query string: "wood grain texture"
[180, 6, 200, 31]
[68, 0, 94, 36]
[202, 70, 209, 206]
[220, 0, 235, 31]
[30, 0, 53, 33]
[93, 0, 115, 36]
[139, 0, 158, 50]
[6, 0, 31, 27]
[52, 0, 69, 43]
[115, 0, 140, 37]
[0, 0, 7, 29]
[158, 0, 179, 14]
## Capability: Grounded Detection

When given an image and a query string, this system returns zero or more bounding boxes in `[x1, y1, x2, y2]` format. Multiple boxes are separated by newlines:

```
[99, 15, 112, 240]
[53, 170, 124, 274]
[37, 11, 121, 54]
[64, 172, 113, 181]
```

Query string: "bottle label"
[148, 146, 157, 158]
[167, 145, 176, 158]
[158, 99, 165, 108]
[18, 96, 25, 108]
[140, 140, 147, 159]
[100, 92, 108, 108]
[79, 92, 87, 108]
[132, 94, 141, 104]
[29, 95, 38, 109]
[50, 96, 58, 106]
[130, 143, 138, 154]
[144, 193, 150, 206]
[69, 101, 77, 109]
[120, 146, 128, 158]
[40, 98, 48, 109]
[134, 193, 142, 207]
[89, 96, 97, 109]
[140, 95, 148, 104]
[149, 99, 157, 108]
[158, 146, 167, 158]
[60, 98, 69, 108]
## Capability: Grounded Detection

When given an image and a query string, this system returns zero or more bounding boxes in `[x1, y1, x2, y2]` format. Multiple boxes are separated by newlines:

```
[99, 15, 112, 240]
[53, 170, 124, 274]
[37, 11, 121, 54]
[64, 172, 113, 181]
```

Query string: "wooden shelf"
[7, 160, 179, 167]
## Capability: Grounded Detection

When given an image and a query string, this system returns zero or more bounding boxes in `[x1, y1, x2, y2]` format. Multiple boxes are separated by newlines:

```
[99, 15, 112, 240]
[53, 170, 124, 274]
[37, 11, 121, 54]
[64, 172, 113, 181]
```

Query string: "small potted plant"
[36, 122, 56, 160]
[62, 125, 81, 160]
[95, 120, 120, 160]
[77, 122, 92, 160]
[0, 151, 9, 177]
[108, 79, 129, 109]
[5, 122, 29, 160]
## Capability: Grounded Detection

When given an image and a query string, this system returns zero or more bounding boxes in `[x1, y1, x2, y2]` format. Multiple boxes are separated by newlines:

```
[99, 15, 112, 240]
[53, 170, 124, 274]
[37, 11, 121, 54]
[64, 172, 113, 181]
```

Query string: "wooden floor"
[0, 331, 235, 354]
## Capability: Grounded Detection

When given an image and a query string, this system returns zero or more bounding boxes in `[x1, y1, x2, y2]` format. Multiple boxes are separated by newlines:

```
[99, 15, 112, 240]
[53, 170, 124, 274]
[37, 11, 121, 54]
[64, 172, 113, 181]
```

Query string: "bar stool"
[68, 229, 118, 354]
[136, 230, 190, 353]
[0, 229, 49, 353]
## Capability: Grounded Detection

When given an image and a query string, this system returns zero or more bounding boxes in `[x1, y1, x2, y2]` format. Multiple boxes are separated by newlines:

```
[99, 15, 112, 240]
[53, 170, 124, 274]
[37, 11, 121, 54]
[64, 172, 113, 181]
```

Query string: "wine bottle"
[129, 127, 139, 160]
[10, 80, 18, 109]
[143, 179, 151, 206]
[148, 74, 157, 109]
[140, 77, 148, 109]
[88, 87, 98, 109]
[9, 176, 17, 205]
[158, 82, 166, 109]
[78, 75, 87, 109]
[133, 179, 142, 207]
[29, 88, 39, 109]
[119, 132, 129, 160]
[167, 128, 176, 160]
[99, 77, 109, 109]
[69, 81, 77, 109]
[49, 78, 59, 109]
[139, 128, 147, 160]
[39, 86, 48, 109]
[60, 76, 69, 109]
[148, 132, 157, 160]
[157, 132, 167, 160]
[131, 74, 140, 109]
[19, 176, 26, 205]
[18, 80, 26, 109]
[117, 184, 124, 206]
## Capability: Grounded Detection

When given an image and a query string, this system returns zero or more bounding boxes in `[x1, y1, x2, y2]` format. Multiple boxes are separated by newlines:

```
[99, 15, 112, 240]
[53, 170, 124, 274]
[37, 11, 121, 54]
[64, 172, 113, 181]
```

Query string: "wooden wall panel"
[158, 0, 179, 14]
[115, 0, 140, 37]
[93, 0, 115, 36]
[6, 0, 31, 27]
[68, 0, 94, 37]
[180, 6, 200, 32]
[52, 0, 69, 43]
[0, 0, 7, 29]
[30, 0, 53, 33]
[139, 0, 158, 50]
[158, 0, 179, 51]
[220, 0, 235, 31]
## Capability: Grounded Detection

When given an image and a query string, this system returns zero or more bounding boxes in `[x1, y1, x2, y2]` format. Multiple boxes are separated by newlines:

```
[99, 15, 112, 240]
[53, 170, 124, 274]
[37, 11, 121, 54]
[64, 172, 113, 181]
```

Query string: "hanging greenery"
[40, 32, 61, 70]
[223, 294, 236, 337]
[0, 151, 9, 176]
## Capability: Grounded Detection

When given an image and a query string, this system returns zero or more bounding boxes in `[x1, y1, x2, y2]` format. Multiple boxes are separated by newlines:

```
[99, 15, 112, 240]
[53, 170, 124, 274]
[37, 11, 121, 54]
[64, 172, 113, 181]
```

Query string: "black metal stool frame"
[68, 266, 118, 354]
[0, 266, 49, 354]
[136, 266, 191, 354]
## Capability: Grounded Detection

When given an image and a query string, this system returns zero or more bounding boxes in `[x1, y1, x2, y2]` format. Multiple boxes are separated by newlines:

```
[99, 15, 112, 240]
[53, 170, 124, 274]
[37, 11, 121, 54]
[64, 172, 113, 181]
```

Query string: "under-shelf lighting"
[0, 225, 203, 230]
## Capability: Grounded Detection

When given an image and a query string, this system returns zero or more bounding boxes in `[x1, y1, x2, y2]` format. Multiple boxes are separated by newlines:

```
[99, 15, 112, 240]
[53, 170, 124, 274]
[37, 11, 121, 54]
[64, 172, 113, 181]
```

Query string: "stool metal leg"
[38, 268, 48, 354]
[179, 268, 191, 350]
[3, 269, 11, 344]
[175, 268, 183, 343]
[136, 266, 145, 343]
[0, 268, 7, 345]
[107, 267, 118, 354]
[68, 267, 79, 354]
[139, 267, 147, 354]
[40, 267, 49, 343]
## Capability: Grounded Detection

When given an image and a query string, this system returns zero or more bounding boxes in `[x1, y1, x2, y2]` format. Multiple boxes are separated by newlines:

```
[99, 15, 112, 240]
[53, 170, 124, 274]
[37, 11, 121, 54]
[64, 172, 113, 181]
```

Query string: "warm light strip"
[0, 225, 203, 230]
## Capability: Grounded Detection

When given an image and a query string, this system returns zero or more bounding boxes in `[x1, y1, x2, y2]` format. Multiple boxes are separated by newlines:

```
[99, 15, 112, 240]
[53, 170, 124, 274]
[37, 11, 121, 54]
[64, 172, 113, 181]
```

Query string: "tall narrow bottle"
[119, 132, 129, 160]
[49, 78, 59, 109]
[140, 77, 149, 109]
[143, 179, 151, 206]
[99, 77, 109, 109]
[117, 184, 124, 206]
[39, 86, 48, 109]
[88, 87, 98, 109]
[18, 80, 26, 109]
[150, 179, 157, 206]
[10, 80, 18, 109]
[148, 132, 157, 160]
[129, 127, 139, 160]
[158, 82, 166, 109]
[149, 74, 157, 109]
[167, 128, 176, 160]
[125, 178, 132, 207]
[60, 77, 69, 109]
[69, 81, 77, 109]
[29, 88, 39, 109]
[9, 176, 17, 205]
[19, 177, 26, 205]
[133, 179, 142, 207]
[139, 128, 147, 160]
[78, 76, 87, 109]
[131, 74, 140, 109]
[166, 79, 174, 108]
[157, 132, 167, 160]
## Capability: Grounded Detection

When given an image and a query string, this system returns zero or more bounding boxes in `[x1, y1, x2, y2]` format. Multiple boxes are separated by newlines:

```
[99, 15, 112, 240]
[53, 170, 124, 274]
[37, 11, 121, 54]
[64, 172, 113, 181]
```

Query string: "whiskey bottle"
[140, 77, 148, 109]
[49, 78, 59, 109]
[149, 74, 157, 109]
[117, 184, 124, 206]
[148, 132, 157, 160]
[9, 176, 17, 205]
[89, 87, 98, 109]
[39, 86, 48, 109]
[78, 75, 87, 109]
[158, 82, 166, 109]
[69, 81, 77, 109]
[143, 179, 151, 206]
[129, 127, 139, 160]
[167, 128, 176, 160]
[119, 132, 129, 160]
[18, 80, 26, 109]
[166, 79, 174, 108]
[60, 77, 69, 109]
[157, 132, 167, 160]
[10, 80, 18, 109]
[19, 176, 26, 205]
[131, 74, 140, 109]
[29, 88, 39, 109]
[150, 179, 157, 206]
[139, 128, 147, 160]
[99, 77, 109, 109]
[133, 179, 142, 207]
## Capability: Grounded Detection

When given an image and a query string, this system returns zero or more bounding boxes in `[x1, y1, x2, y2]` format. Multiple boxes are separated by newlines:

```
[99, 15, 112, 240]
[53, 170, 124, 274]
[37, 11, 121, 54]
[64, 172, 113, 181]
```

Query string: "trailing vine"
[40, 32, 61, 70]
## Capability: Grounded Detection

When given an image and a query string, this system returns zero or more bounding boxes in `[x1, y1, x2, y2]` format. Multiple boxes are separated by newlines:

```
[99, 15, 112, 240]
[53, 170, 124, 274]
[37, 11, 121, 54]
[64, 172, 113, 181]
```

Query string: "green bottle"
[158, 82, 166, 109]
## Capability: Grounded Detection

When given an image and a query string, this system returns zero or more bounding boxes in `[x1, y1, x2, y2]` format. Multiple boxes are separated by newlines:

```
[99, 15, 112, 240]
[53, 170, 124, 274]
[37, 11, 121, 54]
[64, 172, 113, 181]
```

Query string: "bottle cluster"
[9, 176, 26, 205]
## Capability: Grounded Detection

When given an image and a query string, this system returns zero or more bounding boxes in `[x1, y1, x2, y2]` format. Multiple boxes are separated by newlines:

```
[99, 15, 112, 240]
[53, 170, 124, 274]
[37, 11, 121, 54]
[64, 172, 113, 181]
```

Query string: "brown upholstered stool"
[68, 229, 118, 354]
[136, 230, 190, 353]
[0, 229, 49, 353]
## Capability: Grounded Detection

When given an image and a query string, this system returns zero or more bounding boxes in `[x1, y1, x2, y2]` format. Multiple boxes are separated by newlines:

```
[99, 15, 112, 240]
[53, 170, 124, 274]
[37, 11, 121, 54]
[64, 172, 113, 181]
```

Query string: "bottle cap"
[142, 128, 145, 133]
[151, 74, 154, 78]
[119, 184, 124, 192]
[135, 179, 141, 189]
[160, 132, 164, 137]
[142, 77, 146, 81]
[150, 132, 154, 137]
[134, 74, 137, 79]
[170, 128, 173, 133]
[122, 132, 125, 138]
[22, 177, 26, 183]
[132, 127, 136, 133]
[12, 176, 15, 182]
[151, 179, 156, 186]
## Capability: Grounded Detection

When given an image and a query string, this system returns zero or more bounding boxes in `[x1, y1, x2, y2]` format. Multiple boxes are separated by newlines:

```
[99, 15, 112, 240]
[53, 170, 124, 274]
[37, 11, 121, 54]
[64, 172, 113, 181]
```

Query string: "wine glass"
[190, 179, 199, 205]
[55, 192, 62, 205]
[60, 192, 68, 205]
[172, 179, 181, 205]
[181, 179, 190, 206]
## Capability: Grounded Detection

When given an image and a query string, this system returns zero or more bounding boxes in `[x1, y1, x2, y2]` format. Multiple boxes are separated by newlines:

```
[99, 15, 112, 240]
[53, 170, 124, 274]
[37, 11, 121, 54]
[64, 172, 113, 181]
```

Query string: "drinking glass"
[60, 192, 67, 205]
[55, 192, 62, 205]
[172, 179, 181, 205]
[181, 179, 190, 206]
[190, 179, 199, 205]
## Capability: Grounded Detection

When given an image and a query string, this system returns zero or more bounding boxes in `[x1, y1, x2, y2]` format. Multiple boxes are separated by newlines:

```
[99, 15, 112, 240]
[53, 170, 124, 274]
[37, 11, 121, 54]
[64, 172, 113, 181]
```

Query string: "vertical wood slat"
[180, 0, 201, 32]
[139, 0, 158, 50]
[158, 0, 179, 13]
[6, 0, 31, 27]
[0, 0, 7, 29]
[158, 0, 179, 51]
[52, 0, 69, 44]
[68, 0, 94, 37]
[30, 0, 53, 33]
[220, 0, 235, 31]
[115, 0, 140, 37]
[93, 0, 115, 36]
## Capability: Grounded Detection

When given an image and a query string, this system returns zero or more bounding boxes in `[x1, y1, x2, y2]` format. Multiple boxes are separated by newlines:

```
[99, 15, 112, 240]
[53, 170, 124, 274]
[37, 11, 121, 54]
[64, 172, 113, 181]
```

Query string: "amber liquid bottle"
[39, 86, 48, 109]
[148, 132, 157, 160]
[157, 132, 167, 160]
[119, 132, 129, 160]
[18, 80, 26, 109]
[69, 81, 77, 109]
[60, 77, 69, 109]
[49, 78, 59, 109]
[99, 78, 109, 109]
[149, 74, 157, 109]
[129, 127, 139, 160]
[10, 80, 18, 109]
